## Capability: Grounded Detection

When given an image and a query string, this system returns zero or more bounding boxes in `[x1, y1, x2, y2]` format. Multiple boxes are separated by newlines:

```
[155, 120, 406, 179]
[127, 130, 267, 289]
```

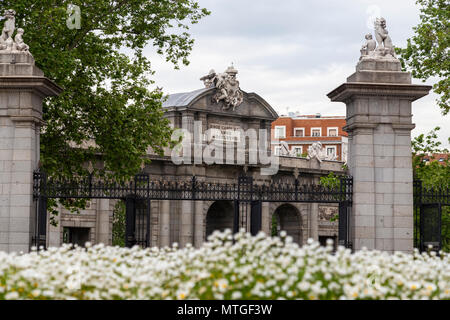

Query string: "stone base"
[357, 56, 401, 71]
[0, 51, 43, 77]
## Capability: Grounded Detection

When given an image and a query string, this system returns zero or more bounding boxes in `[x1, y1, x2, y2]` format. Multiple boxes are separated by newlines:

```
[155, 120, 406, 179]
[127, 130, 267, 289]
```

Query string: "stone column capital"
[328, 82, 432, 103]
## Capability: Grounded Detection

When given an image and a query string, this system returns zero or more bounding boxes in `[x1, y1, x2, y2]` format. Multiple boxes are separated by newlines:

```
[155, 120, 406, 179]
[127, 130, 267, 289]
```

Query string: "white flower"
[0, 230, 447, 300]
[231, 291, 242, 299]
[5, 291, 19, 300]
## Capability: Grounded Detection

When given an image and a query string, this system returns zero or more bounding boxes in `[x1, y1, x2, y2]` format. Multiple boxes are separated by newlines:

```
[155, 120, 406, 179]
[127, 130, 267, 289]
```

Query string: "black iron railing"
[32, 170, 353, 250]
[413, 179, 449, 252]
[33, 171, 353, 203]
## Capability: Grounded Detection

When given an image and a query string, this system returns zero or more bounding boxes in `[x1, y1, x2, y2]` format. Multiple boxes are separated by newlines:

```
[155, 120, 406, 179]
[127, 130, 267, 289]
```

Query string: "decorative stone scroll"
[200, 64, 244, 111]
[0, 9, 30, 53]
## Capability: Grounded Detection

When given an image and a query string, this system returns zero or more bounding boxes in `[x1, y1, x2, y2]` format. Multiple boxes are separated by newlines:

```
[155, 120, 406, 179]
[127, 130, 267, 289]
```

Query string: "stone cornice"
[327, 82, 432, 103]
[343, 122, 377, 132]
[0, 76, 63, 97]
[392, 123, 416, 131]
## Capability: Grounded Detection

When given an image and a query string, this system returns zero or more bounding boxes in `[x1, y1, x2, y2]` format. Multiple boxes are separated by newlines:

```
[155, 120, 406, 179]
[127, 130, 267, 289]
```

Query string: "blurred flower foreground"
[0, 230, 449, 300]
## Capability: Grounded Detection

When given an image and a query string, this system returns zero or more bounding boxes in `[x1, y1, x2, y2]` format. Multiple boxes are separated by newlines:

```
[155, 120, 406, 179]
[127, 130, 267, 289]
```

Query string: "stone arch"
[205, 201, 234, 238]
[271, 204, 302, 245]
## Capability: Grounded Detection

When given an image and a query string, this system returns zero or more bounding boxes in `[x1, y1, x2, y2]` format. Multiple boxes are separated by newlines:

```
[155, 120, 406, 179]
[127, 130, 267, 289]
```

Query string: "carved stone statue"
[306, 142, 337, 162]
[374, 17, 396, 58]
[200, 64, 244, 111]
[200, 69, 216, 88]
[0, 9, 31, 55]
[1, 9, 15, 44]
[279, 141, 291, 156]
[14, 28, 29, 52]
[360, 33, 377, 59]
[307, 142, 324, 162]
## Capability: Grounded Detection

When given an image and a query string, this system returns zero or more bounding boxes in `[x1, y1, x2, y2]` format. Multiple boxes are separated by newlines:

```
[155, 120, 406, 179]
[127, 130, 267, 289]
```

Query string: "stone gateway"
[328, 18, 431, 252]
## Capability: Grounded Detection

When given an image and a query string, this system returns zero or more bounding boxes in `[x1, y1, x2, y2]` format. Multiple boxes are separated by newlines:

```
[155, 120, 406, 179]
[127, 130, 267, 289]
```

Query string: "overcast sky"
[145, 0, 449, 148]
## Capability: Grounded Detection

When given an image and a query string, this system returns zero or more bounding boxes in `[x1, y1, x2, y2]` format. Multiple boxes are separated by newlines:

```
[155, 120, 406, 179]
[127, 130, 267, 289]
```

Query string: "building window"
[311, 128, 321, 137]
[292, 146, 303, 157]
[274, 126, 286, 139]
[327, 127, 338, 137]
[293, 128, 305, 137]
[326, 146, 337, 157]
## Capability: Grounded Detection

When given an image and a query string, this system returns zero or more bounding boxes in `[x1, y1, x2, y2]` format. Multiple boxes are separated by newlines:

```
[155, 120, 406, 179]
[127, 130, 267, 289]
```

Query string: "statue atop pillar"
[360, 34, 377, 59]
[359, 17, 397, 61]
[0, 9, 31, 54]
[374, 17, 396, 58]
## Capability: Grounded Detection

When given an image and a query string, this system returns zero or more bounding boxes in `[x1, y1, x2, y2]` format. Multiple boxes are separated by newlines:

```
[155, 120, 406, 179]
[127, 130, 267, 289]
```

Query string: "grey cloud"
[144, 0, 448, 147]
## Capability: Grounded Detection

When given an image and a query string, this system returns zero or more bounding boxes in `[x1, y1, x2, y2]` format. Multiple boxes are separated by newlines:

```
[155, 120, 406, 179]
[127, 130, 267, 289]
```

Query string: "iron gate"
[414, 180, 449, 252]
[33, 170, 353, 249]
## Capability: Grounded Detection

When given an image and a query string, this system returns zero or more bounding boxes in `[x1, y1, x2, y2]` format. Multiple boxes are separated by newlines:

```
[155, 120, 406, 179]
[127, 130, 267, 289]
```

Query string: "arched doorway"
[272, 204, 301, 245]
[205, 201, 234, 238]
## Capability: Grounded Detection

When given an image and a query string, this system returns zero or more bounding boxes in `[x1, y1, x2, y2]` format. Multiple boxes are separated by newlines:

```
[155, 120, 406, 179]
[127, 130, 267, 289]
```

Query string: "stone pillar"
[159, 200, 170, 247]
[0, 51, 62, 253]
[193, 200, 204, 248]
[309, 203, 319, 241]
[261, 202, 270, 235]
[96, 199, 110, 245]
[180, 200, 193, 247]
[47, 202, 62, 247]
[328, 56, 431, 252]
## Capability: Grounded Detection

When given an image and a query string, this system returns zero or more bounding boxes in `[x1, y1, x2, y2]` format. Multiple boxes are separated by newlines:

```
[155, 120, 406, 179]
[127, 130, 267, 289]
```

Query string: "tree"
[112, 201, 126, 247]
[397, 0, 449, 115]
[0, 1, 210, 180]
[412, 127, 450, 252]
[412, 126, 449, 184]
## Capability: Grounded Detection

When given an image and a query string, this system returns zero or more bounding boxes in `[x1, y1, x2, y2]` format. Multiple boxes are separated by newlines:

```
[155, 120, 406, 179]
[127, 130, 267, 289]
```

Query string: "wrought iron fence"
[33, 171, 353, 203]
[413, 179, 449, 252]
[32, 170, 353, 250]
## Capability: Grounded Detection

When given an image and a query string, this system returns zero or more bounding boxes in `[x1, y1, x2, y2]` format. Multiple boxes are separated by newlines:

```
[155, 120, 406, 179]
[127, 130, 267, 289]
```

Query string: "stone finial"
[200, 64, 244, 111]
[0, 9, 31, 54]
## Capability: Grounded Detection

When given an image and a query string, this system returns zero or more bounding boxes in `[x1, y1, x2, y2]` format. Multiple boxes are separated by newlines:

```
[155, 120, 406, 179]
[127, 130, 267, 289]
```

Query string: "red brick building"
[271, 113, 348, 162]
[422, 153, 448, 166]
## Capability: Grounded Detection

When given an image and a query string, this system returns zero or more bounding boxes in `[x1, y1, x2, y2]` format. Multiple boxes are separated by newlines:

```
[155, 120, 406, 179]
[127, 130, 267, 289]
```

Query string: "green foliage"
[0, 1, 209, 219]
[412, 126, 449, 184]
[271, 214, 278, 237]
[412, 127, 450, 252]
[319, 173, 343, 210]
[0, 1, 210, 180]
[330, 213, 339, 222]
[397, 0, 449, 115]
[112, 201, 126, 247]
[319, 172, 340, 189]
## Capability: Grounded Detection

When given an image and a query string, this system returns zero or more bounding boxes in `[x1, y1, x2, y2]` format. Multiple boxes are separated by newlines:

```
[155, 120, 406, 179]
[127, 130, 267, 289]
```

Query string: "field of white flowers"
[0, 230, 449, 300]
